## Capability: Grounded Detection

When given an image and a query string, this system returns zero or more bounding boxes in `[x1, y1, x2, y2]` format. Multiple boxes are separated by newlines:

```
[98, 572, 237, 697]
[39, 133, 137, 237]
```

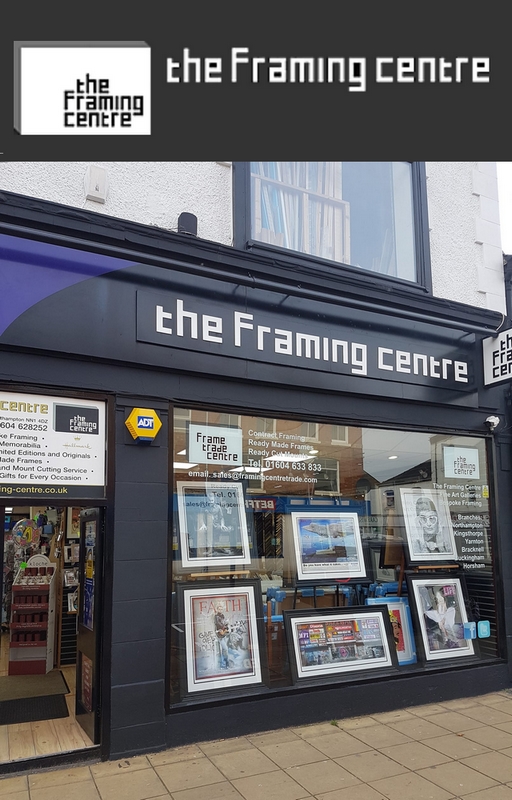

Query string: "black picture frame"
[283, 605, 399, 685]
[365, 542, 399, 583]
[406, 573, 479, 664]
[174, 578, 269, 701]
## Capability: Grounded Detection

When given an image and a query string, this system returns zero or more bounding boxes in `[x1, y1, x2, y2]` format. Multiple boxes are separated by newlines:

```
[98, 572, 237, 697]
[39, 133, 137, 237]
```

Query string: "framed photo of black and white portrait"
[400, 488, 457, 563]
[177, 481, 251, 569]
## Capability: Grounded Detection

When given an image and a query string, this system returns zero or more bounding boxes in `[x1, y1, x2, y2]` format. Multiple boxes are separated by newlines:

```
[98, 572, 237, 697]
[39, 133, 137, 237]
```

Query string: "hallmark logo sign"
[14, 41, 151, 135]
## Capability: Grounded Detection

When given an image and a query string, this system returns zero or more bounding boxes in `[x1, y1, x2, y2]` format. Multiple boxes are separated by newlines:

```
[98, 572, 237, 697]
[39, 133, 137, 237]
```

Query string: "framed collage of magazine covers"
[283, 606, 398, 684]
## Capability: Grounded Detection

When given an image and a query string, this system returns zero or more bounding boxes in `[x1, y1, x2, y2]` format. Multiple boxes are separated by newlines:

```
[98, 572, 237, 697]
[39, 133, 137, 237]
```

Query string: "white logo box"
[14, 41, 151, 135]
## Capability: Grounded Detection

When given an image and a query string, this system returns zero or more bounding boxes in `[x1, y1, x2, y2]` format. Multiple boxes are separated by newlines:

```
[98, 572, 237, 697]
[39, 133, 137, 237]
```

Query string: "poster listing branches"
[399, 445, 490, 572]
[439, 444, 490, 571]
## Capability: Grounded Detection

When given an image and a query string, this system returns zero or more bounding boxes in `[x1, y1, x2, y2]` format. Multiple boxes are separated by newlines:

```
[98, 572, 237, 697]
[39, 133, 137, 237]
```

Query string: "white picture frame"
[366, 596, 417, 665]
[176, 481, 251, 569]
[400, 488, 457, 563]
[290, 511, 366, 581]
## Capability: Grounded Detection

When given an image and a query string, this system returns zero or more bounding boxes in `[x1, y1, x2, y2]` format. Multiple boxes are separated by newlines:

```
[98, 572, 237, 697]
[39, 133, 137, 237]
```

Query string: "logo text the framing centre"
[63, 73, 144, 129]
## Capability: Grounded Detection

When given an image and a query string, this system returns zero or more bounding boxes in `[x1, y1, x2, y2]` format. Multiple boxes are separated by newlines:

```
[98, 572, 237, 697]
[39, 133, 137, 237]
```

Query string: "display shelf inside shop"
[8, 561, 57, 675]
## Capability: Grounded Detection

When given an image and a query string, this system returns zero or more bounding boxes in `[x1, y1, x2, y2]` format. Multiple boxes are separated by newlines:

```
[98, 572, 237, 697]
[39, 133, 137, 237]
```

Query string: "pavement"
[5, 691, 512, 799]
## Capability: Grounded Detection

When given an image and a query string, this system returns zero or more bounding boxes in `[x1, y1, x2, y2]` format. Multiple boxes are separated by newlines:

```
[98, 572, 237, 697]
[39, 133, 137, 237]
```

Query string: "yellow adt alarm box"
[125, 408, 162, 442]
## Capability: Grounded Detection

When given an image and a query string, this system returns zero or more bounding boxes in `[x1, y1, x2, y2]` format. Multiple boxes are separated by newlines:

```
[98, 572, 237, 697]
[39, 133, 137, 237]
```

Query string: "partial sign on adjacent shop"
[0, 391, 106, 499]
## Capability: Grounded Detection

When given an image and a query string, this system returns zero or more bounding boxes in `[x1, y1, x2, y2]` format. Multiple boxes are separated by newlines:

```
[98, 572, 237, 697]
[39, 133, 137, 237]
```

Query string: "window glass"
[170, 409, 496, 703]
[250, 162, 417, 282]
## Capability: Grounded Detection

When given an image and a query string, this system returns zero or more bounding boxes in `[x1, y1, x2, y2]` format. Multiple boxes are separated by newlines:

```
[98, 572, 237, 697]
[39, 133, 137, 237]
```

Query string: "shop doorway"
[0, 505, 102, 765]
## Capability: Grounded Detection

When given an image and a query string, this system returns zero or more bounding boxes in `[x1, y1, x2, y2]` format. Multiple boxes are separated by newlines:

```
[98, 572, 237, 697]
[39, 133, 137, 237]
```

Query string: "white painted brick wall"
[0, 161, 506, 313]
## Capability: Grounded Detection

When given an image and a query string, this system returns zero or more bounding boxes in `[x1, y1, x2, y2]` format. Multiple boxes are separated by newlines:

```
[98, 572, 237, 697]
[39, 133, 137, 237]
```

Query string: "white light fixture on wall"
[84, 165, 108, 204]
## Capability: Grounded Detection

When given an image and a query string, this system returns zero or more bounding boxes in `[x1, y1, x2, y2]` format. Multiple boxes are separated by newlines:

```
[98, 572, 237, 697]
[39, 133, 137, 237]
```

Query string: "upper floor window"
[233, 162, 430, 288]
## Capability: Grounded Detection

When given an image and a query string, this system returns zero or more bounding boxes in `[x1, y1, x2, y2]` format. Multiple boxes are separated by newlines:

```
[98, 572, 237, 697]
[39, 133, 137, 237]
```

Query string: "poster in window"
[283, 607, 397, 683]
[177, 481, 251, 568]
[407, 575, 476, 662]
[366, 596, 417, 665]
[82, 520, 95, 631]
[175, 580, 267, 697]
[400, 488, 457, 563]
[290, 512, 366, 581]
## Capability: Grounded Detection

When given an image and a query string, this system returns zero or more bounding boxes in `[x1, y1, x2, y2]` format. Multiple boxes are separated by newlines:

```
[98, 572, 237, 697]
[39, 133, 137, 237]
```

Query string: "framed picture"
[366, 543, 398, 583]
[283, 606, 398, 683]
[366, 596, 417, 665]
[67, 589, 78, 613]
[66, 507, 81, 539]
[64, 567, 79, 587]
[400, 488, 457, 563]
[290, 512, 366, 582]
[407, 575, 476, 662]
[175, 580, 268, 697]
[177, 481, 251, 569]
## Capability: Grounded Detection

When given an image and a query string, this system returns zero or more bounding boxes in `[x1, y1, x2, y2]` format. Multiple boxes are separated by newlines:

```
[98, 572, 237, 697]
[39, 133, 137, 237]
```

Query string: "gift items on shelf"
[8, 557, 57, 675]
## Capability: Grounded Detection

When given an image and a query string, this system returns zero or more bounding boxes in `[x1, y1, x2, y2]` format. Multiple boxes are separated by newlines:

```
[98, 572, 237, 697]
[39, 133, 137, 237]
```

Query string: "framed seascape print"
[175, 580, 268, 698]
[366, 596, 417, 665]
[407, 575, 476, 662]
[400, 488, 458, 563]
[283, 606, 398, 684]
[290, 511, 366, 582]
[177, 481, 251, 569]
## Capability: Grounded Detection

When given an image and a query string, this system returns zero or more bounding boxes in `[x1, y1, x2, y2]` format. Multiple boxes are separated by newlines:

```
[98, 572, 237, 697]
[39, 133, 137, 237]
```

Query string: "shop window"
[253, 417, 276, 435]
[233, 162, 431, 289]
[331, 425, 349, 445]
[173, 407, 191, 431]
[297, 421, 319, 441]
[169, 409, 498, 706]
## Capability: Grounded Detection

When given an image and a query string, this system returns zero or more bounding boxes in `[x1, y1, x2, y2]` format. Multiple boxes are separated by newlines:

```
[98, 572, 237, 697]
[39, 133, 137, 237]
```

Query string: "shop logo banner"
[54, 404, 99, 435]
[14, 41, 151, 135]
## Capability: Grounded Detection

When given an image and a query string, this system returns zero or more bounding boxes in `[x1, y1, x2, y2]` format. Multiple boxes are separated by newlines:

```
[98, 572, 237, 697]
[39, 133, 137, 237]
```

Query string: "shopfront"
[0, 193, 511, 769]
